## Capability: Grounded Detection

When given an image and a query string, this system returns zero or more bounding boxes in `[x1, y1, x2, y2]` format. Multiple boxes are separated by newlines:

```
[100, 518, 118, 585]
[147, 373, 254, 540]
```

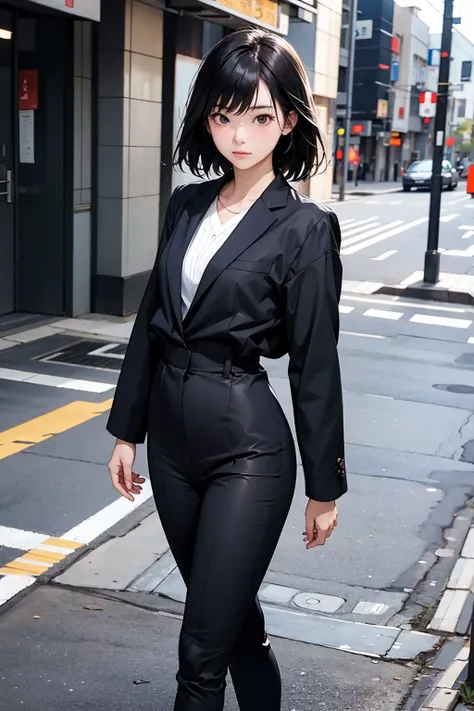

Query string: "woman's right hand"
[107, 439, 145, 502]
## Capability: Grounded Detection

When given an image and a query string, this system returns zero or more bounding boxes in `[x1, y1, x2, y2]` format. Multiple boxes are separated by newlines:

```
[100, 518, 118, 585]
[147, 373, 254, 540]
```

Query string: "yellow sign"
[337, 127, 345, 136]
[376, 99, 389, 119]
[216, 0, 279, 28]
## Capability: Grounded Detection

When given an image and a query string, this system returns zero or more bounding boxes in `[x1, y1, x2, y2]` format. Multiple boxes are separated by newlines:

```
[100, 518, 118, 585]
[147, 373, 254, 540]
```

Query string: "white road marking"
[410, 314, 472, 329]
[0, 526, 49, 551]
[88, 343, 124, 360]
[458, 225, 474, 230]
[0, 576, 36, 607]
[339, 305, 355, 314]
[343, 221, 404, 248]
[341, 217, 429, 255]
[389, 201, 402, 205]
[341, 217, 379, 236]
[364, 200, 380, 204]
[341, 331, 385, 339]
[0, 367, 114, 393]
[468, 337, 474, 344]
[364, 308, 404, 321]
[60, 478, 154, 544]
[339, 218, 357, 227]
[341, 294, 468, 313]
[372, 250, 397, 261]
[440, 214, 459, 222]
[461, 231, 474, 239]
[448, 196, 471, 205]
[443, 245, 474, 257]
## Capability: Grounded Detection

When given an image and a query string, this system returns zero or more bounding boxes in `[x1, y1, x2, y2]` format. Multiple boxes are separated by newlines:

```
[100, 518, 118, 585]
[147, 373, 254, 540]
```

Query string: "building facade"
[390, 4, 431, 176]
[427, 29, 474, 163]
[0, 0, 341, 321]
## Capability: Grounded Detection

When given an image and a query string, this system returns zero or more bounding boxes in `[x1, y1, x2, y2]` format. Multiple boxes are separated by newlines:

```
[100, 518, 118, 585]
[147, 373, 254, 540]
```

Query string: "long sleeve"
[106, 186, 182, 444]
[284, 211, 347, 502]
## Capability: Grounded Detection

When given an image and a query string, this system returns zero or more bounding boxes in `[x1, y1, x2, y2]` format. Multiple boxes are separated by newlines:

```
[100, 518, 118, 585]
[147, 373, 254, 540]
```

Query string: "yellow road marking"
[2, 560, 50, 574]
[0, 399, 113, 460]
[0, 567, 32, 576]
[43, 537, 84, 550]
[24, 549, 65, 563]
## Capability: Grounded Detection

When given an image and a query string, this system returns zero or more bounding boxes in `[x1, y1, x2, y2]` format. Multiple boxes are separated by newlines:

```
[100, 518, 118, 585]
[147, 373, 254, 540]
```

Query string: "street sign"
[452, 17, 461, 24]
[355, 19, 373, 40]
[428, 49, 441, 67]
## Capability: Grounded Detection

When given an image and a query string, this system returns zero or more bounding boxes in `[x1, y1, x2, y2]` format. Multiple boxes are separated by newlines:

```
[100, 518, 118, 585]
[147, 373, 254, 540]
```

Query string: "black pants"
[147, 346, 296, 710]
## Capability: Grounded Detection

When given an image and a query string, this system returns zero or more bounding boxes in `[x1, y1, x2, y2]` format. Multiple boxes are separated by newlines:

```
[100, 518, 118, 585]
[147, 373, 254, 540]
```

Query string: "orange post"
[467, 164, 474, 197]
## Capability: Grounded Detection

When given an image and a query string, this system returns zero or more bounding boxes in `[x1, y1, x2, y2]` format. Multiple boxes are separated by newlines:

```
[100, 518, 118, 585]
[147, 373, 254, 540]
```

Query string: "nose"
[233, 124, 247, 145]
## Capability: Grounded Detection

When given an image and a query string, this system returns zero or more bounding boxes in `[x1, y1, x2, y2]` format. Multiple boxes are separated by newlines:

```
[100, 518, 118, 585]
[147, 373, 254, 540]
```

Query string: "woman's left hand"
[303, 500, 338, 549]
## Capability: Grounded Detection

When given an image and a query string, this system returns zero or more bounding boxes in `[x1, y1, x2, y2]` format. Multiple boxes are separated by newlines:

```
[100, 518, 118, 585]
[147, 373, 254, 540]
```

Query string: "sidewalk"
[331, 180, 403, 199]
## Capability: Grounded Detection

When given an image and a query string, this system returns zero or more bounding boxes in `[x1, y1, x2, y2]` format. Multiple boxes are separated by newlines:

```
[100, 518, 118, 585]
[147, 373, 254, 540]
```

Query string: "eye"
[255, 114, 275, 126]
[210, 112, 229, 125]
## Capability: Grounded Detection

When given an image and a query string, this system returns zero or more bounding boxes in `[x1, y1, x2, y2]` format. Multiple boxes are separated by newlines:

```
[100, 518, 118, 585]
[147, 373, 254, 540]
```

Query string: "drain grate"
[40, 340, 126, 371]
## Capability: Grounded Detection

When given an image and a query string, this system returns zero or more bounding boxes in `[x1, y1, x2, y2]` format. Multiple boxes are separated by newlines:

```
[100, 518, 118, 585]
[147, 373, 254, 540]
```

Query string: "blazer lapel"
[183, 172, 289, 325]
[166, 175, 228, 338]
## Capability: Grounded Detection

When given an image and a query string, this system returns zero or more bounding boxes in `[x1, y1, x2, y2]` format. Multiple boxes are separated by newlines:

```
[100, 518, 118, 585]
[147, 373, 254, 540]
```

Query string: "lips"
[232, 151, 251, 155]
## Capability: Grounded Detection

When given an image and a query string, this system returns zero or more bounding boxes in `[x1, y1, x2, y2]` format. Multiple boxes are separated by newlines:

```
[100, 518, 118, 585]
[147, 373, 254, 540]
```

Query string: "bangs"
[208, 53, 274, 117]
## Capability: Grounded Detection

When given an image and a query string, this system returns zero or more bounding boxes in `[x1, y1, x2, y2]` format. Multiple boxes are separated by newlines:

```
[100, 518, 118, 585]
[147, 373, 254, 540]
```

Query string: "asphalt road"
[331, 187, 474, 287]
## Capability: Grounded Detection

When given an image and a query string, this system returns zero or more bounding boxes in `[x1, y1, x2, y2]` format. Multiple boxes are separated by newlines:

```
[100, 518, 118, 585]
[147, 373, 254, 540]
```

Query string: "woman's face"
[207, 80, 296, 171]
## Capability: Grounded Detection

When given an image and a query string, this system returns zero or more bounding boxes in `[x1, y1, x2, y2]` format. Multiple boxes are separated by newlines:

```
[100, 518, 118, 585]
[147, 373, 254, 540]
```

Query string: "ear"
[283, 111, 298, 135]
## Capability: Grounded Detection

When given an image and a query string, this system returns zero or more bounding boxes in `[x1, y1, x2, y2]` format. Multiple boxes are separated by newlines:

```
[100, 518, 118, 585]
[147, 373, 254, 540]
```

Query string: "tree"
[455, 119, 474, 154]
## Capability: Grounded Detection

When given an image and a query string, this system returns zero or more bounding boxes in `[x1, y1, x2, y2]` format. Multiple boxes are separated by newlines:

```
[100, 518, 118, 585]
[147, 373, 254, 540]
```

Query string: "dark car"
[402, 159, 459, 191]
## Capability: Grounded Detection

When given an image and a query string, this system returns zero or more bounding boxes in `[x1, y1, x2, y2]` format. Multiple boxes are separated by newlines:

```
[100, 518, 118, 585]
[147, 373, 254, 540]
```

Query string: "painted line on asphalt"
[342, 221, 403, 248]
[410, 314, 472, 329]
[468, 337, 474, 344]
[458, 225, 474, 230]
[341, 294, 469, 313]
[340, 331, 385, 339]
[371, 250, 397, 261]
[0, 367, 114, 393]
[461, 230, 474, 239]
[0, 399, 113, 460]
[440, 214, 460, 222]
[341, 217, 429, 255]
[364, 308, 404, 321]
[338, 305, 355, 314]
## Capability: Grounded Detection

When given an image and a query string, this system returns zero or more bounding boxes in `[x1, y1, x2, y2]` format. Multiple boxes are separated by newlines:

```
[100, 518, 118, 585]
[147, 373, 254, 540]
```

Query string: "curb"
[420, 642, 468, 711]
[377, 284, 474, 307]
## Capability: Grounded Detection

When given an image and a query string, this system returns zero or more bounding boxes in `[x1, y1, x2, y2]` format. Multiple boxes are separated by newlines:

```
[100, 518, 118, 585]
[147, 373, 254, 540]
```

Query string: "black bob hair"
[173, 28, 327, 183]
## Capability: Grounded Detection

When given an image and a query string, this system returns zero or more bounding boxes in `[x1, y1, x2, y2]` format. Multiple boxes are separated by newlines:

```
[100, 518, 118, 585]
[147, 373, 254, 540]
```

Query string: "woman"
[107, 27, 347, 711]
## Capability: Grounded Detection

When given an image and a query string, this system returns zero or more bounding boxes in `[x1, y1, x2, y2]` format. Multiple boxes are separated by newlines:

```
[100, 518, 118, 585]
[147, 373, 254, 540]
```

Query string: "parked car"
[402, 159, 459, 191]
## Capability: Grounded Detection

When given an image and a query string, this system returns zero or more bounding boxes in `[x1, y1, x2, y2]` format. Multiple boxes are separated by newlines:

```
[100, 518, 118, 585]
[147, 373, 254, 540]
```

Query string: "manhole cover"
[432, 384, 474, 394]
[40, 340, 126, 371]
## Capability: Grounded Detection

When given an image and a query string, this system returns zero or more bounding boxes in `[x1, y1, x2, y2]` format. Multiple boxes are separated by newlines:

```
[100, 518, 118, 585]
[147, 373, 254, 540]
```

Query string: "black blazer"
[107, 171, 347, 502]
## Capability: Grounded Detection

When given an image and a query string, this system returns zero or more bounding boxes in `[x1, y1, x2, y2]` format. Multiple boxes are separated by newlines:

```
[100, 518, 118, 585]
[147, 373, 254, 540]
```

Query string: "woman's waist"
[161, 341, 261, 376]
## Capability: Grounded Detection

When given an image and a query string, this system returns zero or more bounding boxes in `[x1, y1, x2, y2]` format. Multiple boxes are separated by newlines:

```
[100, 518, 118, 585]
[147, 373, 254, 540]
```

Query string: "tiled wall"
[97, 0, 164, 284]
[73, 21, 93, 316]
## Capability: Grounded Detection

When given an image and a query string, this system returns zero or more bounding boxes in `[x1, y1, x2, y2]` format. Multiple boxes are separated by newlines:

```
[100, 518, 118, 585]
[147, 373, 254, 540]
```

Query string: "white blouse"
[181, 197, 250, 318]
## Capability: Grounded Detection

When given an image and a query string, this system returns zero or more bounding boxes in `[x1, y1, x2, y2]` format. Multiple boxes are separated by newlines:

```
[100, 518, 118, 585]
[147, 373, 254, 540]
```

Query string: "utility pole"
[339, 0, 358, 201]
[423, 0, 454, 283]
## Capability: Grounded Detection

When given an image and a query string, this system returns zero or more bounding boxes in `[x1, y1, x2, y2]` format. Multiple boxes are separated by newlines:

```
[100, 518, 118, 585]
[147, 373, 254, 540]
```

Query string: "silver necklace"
[217, 193, 256, 215]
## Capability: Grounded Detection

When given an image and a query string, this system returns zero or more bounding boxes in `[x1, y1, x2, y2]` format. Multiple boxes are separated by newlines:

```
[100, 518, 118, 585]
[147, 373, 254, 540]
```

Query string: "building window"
[458, 98, 467, 118]
[461, 60, 472, 82]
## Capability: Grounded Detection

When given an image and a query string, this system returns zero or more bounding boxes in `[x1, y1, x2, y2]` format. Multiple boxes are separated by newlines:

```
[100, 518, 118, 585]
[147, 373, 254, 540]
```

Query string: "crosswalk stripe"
[343, 221, 403, 248]
[468, 337, 474, 344]
[364, 308, 404, 321]
[440, 214, 459, 222]
[342, 217, 379, 238]
[410, 314, 472, 329]
[339, 305, 355, 314]
[339, 218, 356, 227]
[341, 217, 429, 255]
[372, 250, 397, 261]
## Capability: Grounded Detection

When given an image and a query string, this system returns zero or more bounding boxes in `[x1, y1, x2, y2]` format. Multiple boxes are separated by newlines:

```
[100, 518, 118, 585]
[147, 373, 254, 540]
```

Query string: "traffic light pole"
[424, 0, 454, 283]
[339, 0, 358, 201]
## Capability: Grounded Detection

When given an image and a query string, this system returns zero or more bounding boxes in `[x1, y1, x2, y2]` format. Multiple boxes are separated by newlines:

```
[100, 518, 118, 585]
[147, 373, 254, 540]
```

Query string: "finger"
[111, 470, 134, 501]
[305, 516, 315, 544]
[132, 473, 146, 483]
[122, 461, 133, 491]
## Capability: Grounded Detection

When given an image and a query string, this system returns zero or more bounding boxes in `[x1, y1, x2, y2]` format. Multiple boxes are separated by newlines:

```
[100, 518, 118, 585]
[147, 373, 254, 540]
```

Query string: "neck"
[223, 157, 276, 202]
